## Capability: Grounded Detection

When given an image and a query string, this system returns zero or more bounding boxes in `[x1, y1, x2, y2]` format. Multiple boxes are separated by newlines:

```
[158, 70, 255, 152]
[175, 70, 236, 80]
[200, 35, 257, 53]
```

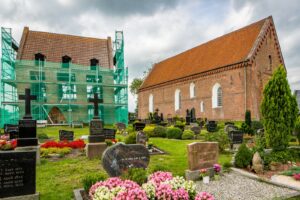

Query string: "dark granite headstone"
[88, 119, 105, 143]
[160, 113, 164, 121]
[228, 130, 244, 144]
[88, 93, 103, 119]
[206, 121, 217, 132]
[186, 109, 191, 125]
[133, 122, 146, 131]
[4, 124, 19, 139]
[190, 108, 196, 123]
[59, 130, 74, 141]
[191, 126, 201, 135]
[102, 143, 150, 177]
[103, 128, 116, 140]
[0, 151, 36, 198]
[136, 131, 148, 145]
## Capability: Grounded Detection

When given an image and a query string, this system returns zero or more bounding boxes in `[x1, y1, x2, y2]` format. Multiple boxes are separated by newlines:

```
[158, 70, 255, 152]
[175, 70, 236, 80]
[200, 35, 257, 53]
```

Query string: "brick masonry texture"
[138, 16, 284, 121]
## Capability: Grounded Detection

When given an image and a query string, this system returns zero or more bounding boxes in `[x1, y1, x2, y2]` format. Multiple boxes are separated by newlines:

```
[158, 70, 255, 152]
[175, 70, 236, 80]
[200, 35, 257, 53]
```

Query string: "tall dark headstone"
[88, 93, 104, 143]
[190, 108, 196, 123]
[186, 109, 191, 125]
[88, 93, 103, 119]
[18, 88, 38, 147]
[160, 113, 164, 121]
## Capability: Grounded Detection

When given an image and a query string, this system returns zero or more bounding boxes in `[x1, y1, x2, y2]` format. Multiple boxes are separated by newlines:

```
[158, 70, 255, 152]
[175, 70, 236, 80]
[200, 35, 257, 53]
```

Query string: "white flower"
[142, 182, 156, 199]
[93, 186, 115, 200]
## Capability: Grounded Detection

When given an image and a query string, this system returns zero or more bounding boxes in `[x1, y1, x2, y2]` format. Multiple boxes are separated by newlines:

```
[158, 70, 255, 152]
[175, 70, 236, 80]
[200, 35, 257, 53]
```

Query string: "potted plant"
[200, 168, 209, 184]
[213, 164, 221, 180]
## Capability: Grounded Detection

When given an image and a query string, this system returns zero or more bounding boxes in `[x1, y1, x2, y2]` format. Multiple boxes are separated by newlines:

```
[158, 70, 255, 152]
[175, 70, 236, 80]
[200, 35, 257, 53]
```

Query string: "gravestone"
[115, 123, 126, 131]
[59, 130, 74, 141]
[103, 128, 116, 140]
[224, 124, 238, 133]
[190, 108, 196, 123]
[153, 108, 161, 124]
[17, 88, 38, 147]
[133, 122, 146, 131]
[228, 130, 244, 149]
[102, 143, 150, 177]
[191, 126, 201, 135]
[185, 142, 219, 181]
[86, 93, 107, 159]
[136, 131, 148, 146]
[0, 151, 38, 199]
[186, 109, 191, 125]
[206, 121, 217, 132]
[4, 124, 19, 139]
[160, 113, 164, 122]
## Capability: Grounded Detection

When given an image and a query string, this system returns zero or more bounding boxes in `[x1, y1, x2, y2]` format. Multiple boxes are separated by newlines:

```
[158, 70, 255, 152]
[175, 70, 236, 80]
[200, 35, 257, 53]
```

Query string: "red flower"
[41, 139, 85, 149]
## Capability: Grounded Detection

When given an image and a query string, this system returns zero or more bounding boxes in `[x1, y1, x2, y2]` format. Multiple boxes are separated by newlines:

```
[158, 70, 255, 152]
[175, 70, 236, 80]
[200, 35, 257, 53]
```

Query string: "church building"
[138, 16, 284, 121]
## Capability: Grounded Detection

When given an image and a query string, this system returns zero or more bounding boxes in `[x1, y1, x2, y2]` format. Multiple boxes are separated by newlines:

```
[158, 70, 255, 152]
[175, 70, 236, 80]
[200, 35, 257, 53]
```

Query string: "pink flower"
[115, 188, 148, 200]
[172, 188, 189, 200]
[155, 184, 173, 200]
[213, 164, 221, 173]
[148, 171, 173, 186]
[293, 173, 300, 181]
[195, 192, 215, 200]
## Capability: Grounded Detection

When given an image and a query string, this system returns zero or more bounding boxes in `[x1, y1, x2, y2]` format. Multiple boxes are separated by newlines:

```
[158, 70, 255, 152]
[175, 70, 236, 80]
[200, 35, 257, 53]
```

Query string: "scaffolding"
[0, 28, 128, 127]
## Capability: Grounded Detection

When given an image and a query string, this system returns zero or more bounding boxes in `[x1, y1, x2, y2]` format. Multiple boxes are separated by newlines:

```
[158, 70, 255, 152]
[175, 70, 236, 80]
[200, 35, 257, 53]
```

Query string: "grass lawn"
[36, 137, 232, 199]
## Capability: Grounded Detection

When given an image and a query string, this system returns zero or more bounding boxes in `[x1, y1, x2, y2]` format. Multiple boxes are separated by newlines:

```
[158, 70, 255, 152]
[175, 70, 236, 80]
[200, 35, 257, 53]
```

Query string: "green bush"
[204, 130, 230, 152]
[175, 121, 185, 130]
[149, 164, 168, 173]
[121, 168, 147, 185]
[255, 133, 266, 151]
[143, 126, 155, 137]
[181, 130, 194, 140]
[261, 65, 298, 151]
[81, 173, 108, 191]
[124, 132, 136, 144]
[222, 161, 233, 173]
[166, 127, 182, 139]
[251, 121, 264, 133]
[152, 126, 167, 138]
[264, 149, 293, 164]
[38, 132, 49, 139]
[234, 143, 253, 168]
[241, 122, 254, 135]
[294, 117, 300, 144]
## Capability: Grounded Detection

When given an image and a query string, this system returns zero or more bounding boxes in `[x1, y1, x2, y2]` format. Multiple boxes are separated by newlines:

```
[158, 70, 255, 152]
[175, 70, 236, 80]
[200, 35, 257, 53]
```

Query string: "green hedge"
[167, 127, 183, 139]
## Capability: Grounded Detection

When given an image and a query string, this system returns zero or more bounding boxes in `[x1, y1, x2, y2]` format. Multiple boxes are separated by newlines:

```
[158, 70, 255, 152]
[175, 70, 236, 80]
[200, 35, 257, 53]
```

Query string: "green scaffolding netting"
[0, 28, 128, 127]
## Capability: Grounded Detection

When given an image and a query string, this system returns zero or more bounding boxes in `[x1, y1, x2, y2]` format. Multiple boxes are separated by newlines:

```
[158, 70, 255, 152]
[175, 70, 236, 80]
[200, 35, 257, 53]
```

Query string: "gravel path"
[196, 171, 299, 200]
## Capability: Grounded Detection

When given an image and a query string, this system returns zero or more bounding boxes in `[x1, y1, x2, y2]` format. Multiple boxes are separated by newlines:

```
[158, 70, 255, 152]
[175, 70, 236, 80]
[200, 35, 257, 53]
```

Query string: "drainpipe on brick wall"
[244, 62, 247, 113]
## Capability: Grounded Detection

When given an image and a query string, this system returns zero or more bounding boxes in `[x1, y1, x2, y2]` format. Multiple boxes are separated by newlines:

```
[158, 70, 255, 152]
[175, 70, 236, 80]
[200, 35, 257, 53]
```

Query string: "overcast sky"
[1, 0, 300, 112]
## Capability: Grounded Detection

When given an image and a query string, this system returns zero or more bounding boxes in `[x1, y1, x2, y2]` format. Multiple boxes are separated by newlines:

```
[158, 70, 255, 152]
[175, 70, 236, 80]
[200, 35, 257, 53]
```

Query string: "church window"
[90, 58, 99, 70]
[200, 101, 204, 112]
[175, 89, 181, 111]
[212, 83, 222, 108]
[149, 94, 154, 113]
[190, 82, 196, 98]
[35, 53, 45, 66]
[62, 55, 71, 68]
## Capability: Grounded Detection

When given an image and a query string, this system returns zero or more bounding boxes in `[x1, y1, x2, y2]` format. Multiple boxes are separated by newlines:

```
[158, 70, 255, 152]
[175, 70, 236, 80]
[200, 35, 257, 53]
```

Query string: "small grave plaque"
[136, 131, 148, 145]
[89, 119, 104, 143]
[59, 130, 74, 141]
[103, 128, 116, 140]
[4, 124, 19, 139]
[133, 122, 146, 131]
[0, 151, 36, 198]
[228, 130, 243, 144]
[102, 143, 150, 177]
[206, 121, 217, 132]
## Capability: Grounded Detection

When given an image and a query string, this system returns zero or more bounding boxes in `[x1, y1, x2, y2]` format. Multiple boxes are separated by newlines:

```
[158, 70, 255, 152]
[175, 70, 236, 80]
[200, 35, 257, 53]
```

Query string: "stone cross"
[19, 88, 37, 119]
[88, 93, 103, 119]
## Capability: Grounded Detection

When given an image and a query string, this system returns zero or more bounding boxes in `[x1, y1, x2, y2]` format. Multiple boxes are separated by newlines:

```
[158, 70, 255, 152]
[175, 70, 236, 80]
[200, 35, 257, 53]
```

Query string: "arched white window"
[190, 82, 195, 98]
[212, 83, 222, 108]
[149, 94, 154, 113]
[175, 89, 181, 111]
[200, 101, 204, 112]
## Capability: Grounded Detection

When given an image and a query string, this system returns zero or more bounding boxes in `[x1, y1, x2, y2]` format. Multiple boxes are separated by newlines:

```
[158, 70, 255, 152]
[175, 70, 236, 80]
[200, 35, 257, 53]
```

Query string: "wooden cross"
[19, 88, 37, 119]
[88, 93, 103, 119]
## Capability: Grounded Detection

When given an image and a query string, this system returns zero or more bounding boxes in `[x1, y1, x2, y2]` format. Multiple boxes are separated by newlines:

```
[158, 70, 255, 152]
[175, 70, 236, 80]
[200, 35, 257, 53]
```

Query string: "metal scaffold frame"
[0, 28, 128, 127]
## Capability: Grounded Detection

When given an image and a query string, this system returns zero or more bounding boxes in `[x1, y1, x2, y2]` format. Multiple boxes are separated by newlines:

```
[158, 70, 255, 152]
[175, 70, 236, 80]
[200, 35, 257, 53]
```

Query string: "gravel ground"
[196, 171, 299, 200]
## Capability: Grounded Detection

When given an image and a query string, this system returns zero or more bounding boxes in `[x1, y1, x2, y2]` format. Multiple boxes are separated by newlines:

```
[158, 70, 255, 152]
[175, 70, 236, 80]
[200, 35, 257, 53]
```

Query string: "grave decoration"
[185, 142, 219, 181]
[86, 93, 116, 159]
[186, 109, 191, 125]
[133, 121, 146, 131]
[59, 130, 74, 141]
[206, 120, 217, 132]
[102, 143, 150, 177]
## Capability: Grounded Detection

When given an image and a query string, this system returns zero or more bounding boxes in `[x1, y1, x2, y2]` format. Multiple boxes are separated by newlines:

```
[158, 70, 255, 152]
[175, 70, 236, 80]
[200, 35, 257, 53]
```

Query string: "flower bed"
[41, 139, 85, 149]
[0, 138, 17, 150]
[89, 171, 214, 200]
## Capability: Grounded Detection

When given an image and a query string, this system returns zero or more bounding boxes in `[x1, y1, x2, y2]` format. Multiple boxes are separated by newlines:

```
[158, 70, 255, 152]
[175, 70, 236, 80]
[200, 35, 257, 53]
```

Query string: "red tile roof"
[17, 27, 113, 68]
[140, 17, 269, 90]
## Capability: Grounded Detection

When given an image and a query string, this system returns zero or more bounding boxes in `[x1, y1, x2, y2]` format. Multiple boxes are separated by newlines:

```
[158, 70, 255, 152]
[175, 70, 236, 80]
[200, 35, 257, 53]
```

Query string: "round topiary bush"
[124, 132, 136, 144]
[234, 143, 253, 168]
[166, 127, 182, 139]
[143, 126, 155, 137]
[153, 126, 167, 138]
[182, 130, 195, 140]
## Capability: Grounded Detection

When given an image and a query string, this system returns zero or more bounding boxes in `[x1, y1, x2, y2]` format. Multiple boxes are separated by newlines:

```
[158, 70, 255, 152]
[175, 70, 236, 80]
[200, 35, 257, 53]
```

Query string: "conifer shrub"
[166, 127, 183, 139]
[261, 65, 298, 151]
[181, 130, 195, 140]
[234, 143, 253, 168]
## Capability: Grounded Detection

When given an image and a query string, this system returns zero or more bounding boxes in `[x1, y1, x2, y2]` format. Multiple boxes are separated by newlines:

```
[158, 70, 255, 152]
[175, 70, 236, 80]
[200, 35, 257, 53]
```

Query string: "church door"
[48, 107, 66, 124]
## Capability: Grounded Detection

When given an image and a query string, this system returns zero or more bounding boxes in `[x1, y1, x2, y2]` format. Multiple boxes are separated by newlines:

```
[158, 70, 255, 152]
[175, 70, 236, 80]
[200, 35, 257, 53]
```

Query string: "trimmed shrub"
[143, 126, 155, 137]
[121, 168, 147, 185]
[245, 110, 252, 127]
[38, 132, 49, 139]
[82, 173, 108, 191]
[153, 126, 167, 138]
[124, 132, 136, 144]
[234, 143, 253, 168]
[204, 130, 230, 152]
[175, 120, 185, 131]
[264, 149, 293, 164]
[166, 127, 182, 139]
[182, 130, 194, 140]
[40, 147, 72, 158]
[251, 121, 264, 133]
[261, 65, 298, 151]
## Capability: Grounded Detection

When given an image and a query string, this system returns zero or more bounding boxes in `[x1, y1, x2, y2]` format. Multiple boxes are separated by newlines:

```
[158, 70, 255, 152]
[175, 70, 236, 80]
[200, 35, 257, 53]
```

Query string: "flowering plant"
[293, 173, 300, 181]
[199, 168, 208, 178]
[0, 139, 17, 150]
[213, 164, 221, 173]
[41, 139, 85, 149]
[89, 171, 213, 200]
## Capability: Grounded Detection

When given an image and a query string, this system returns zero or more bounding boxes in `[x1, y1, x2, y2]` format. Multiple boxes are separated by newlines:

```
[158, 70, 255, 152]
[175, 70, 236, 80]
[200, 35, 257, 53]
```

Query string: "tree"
[129, 78, 143, 96]
[245, 110, 252, 127]
[261, 65, 298, 151]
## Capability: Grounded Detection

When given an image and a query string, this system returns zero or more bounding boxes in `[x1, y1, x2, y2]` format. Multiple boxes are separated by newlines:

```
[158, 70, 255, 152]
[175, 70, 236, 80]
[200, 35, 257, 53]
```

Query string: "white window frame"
[200, 101, 204, 112]
[212, 83, 222, 108]
[190, 82, 195, 98]
[175, 89, 181, 111]
[149, 94, 154, 113]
